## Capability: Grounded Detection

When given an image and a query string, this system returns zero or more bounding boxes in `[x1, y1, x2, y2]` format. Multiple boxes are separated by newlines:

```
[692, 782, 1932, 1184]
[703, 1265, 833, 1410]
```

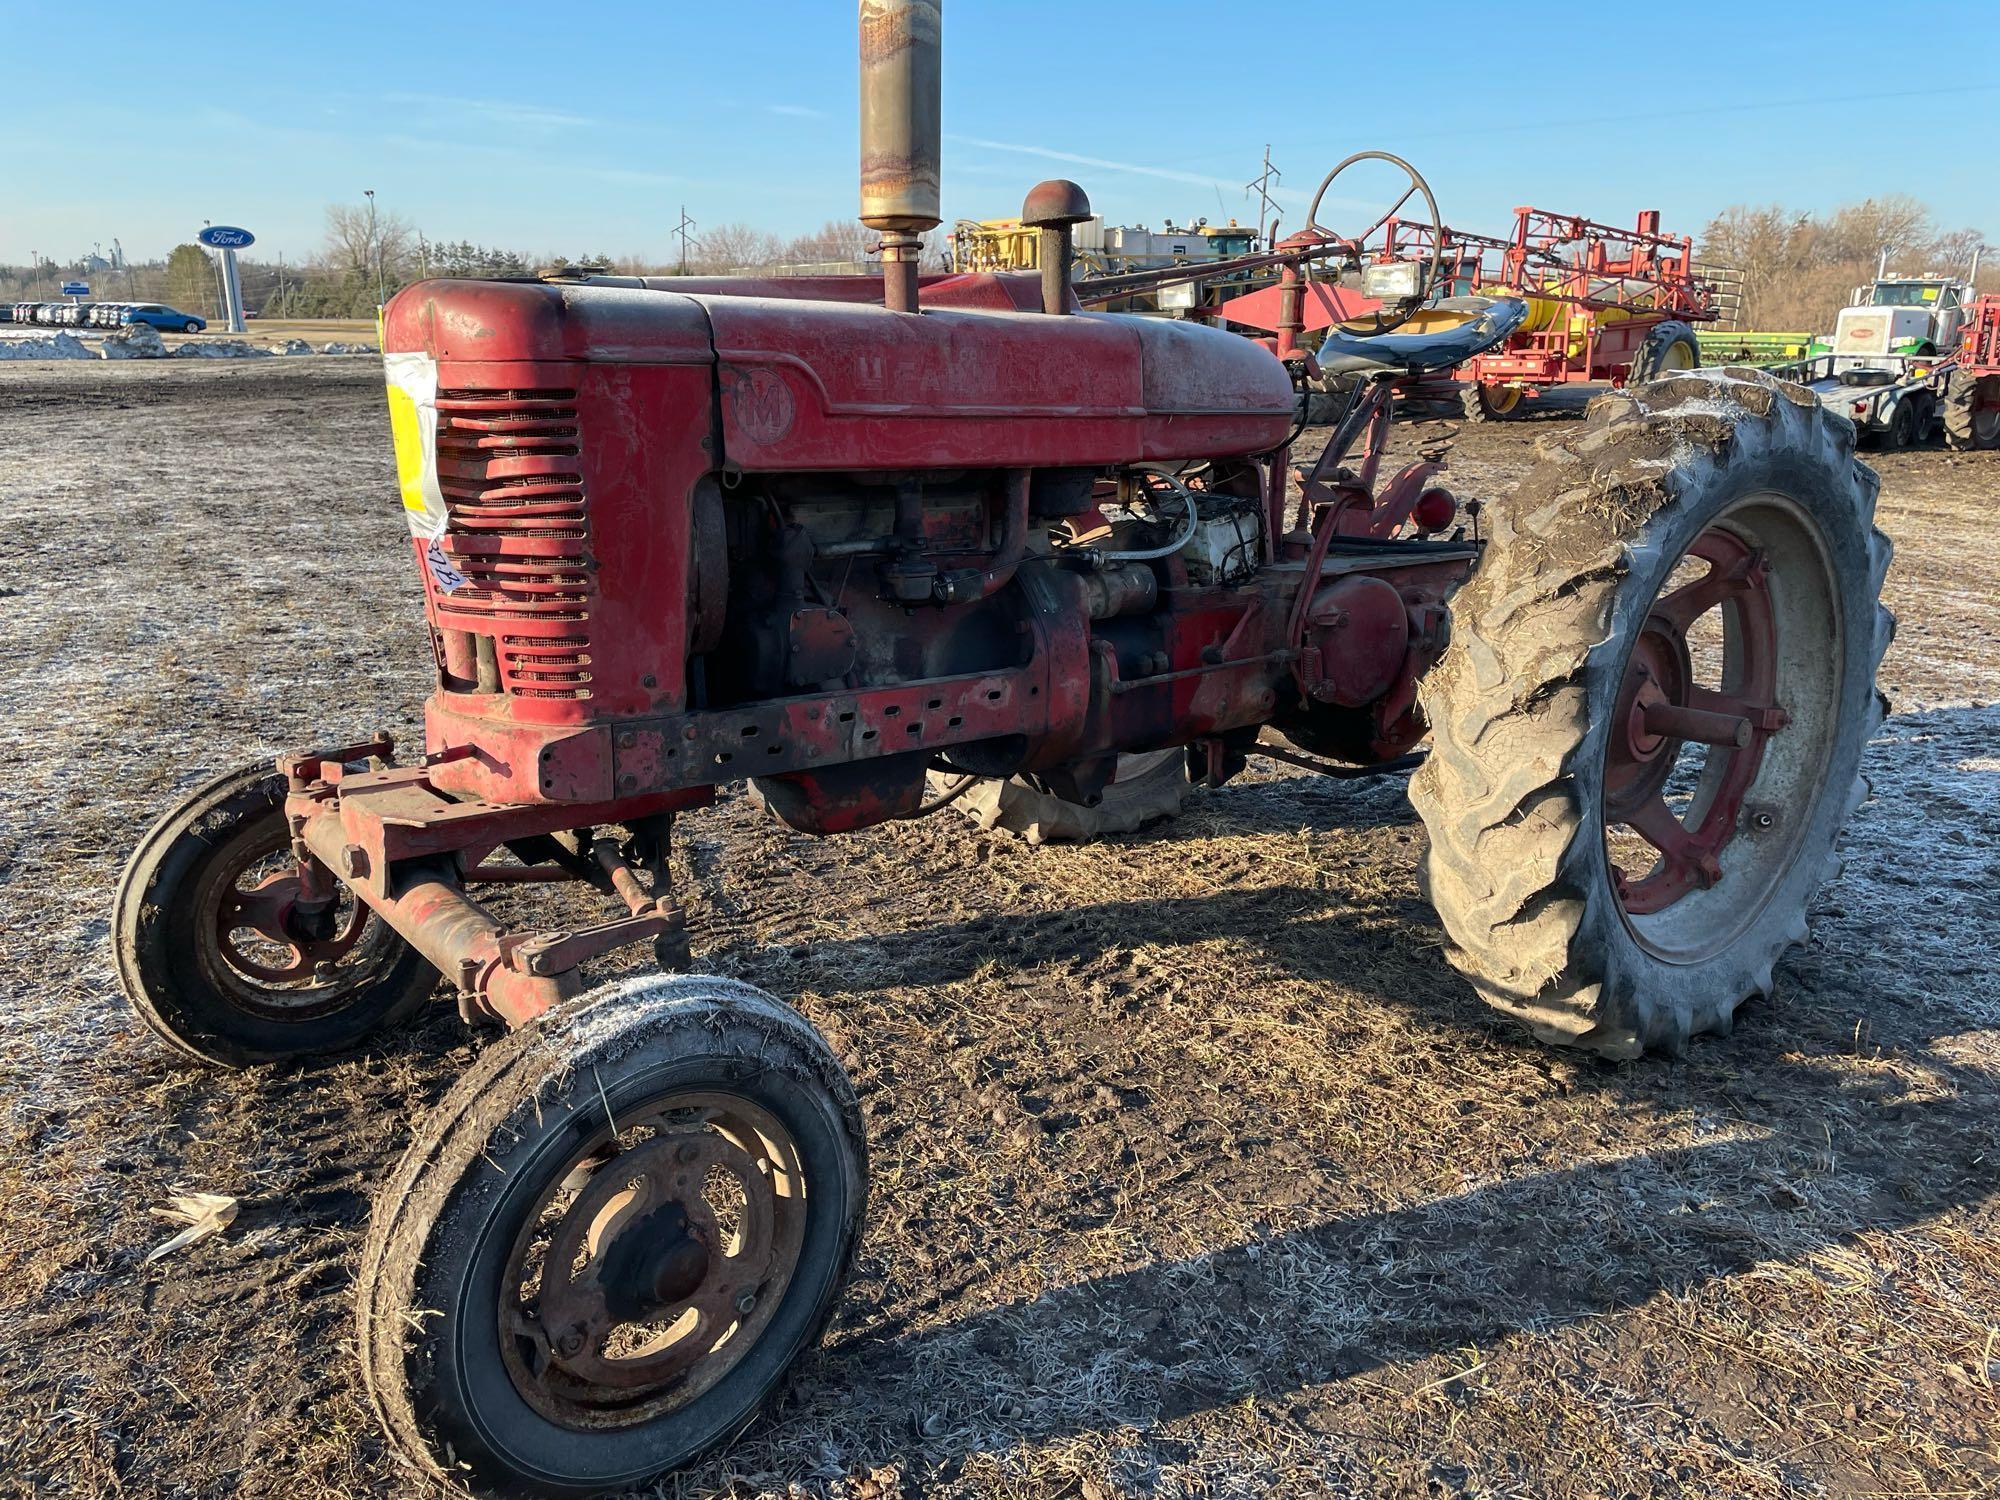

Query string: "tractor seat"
[1314, 295, 1529, 377]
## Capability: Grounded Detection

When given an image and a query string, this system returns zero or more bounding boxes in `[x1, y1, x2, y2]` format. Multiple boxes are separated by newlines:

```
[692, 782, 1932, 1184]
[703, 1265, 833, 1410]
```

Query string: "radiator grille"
[434, 388, 594, 699]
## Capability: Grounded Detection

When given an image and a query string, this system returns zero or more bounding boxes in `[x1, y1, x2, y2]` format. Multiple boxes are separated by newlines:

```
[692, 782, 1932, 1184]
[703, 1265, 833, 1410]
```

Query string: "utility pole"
[673, 206, 697, 275]
[1246, 147, 1282, 249]
[203, 220, 226, 320]
[365, 189, 386, 306]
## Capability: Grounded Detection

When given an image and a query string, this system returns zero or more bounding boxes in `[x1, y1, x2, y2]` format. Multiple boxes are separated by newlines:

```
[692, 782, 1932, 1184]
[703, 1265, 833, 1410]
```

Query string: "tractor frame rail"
[279, 737, 708, 1027]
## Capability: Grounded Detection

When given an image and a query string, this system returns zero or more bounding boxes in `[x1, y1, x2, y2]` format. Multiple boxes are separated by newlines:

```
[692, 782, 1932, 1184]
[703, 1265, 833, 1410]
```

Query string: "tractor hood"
[382, 275, 1297, 469]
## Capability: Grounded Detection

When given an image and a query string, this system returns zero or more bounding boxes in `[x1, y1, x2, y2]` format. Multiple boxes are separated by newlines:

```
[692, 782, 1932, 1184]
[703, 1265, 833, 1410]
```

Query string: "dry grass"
[0, 363, 1993, 1500]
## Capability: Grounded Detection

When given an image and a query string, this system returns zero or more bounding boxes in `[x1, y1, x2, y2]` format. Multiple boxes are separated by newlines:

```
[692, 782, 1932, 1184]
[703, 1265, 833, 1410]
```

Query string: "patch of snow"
[171, 340, 274, 359]
[0, 332, 96, 360]
[99, 324, 169, 360]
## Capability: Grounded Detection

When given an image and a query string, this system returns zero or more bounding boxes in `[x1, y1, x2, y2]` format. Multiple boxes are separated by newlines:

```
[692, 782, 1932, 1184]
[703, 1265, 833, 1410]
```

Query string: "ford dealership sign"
[196, 225, 256, 250]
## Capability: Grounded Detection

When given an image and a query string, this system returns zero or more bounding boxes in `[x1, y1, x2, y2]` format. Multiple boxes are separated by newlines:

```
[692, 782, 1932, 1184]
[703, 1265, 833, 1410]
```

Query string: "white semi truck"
[1789, 267, 1978, 447]
[1823, 273, 1975, 358]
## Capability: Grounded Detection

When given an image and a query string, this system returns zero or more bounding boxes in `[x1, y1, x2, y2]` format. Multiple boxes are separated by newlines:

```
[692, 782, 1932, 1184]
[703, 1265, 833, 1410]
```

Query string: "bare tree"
[325, 202, 417, 280]
[1819, 195, 1934, 266]
[783, 220, 876, 266]
[690, 222, 786, 273]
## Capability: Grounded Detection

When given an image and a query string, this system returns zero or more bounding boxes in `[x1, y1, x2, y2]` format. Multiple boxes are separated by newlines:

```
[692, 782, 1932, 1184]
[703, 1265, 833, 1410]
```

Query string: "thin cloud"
[586, 166, 691, 187]
[945, 134, 1404, 221]
[768, 103, 826, 119]
[384, 92, 599, 131]
[948, 134, 1305, 203]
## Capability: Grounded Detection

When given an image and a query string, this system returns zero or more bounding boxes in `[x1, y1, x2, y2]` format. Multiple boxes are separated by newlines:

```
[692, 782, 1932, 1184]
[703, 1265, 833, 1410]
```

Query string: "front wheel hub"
[500, 1093, 807, 1427]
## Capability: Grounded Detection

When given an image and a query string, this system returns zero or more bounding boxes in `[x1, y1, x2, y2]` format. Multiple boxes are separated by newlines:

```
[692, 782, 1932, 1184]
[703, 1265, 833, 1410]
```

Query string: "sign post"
[196, 225, 255, 333]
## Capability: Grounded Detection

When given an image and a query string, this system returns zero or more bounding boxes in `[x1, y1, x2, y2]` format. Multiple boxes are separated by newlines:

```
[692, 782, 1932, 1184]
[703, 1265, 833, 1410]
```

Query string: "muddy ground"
[0, 361, 1993, 1500]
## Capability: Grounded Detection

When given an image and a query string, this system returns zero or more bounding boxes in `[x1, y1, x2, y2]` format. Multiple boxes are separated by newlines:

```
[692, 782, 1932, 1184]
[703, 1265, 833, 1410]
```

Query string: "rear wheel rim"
[1486, 385, 1521, 415]
[1601, 494, 1840, 961]
[498, 1091, 808, 1431]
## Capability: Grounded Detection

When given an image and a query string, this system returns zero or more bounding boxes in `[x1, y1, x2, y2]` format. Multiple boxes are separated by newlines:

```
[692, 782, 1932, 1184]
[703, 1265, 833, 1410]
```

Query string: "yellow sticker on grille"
[383, 351, 447, 539]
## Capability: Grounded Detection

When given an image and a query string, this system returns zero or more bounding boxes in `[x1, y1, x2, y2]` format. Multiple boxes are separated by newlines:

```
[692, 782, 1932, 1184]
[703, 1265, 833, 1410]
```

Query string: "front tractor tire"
[357, 976, 867, 1499]
[1410, 371, 1893, 1057]
[114, 763, 437, 1068]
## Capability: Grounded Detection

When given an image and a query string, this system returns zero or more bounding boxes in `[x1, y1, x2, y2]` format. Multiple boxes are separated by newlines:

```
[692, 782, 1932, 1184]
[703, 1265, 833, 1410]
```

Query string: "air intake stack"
[858, 0, 942, 313]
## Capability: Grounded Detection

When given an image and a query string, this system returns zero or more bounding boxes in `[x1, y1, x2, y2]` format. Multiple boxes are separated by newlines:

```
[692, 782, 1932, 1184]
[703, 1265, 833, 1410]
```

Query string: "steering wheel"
[1306, 151, 1446, 336]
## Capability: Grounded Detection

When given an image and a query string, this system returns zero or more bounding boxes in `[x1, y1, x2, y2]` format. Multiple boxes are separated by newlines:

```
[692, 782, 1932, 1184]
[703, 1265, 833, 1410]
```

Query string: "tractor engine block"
[383, 273, 1467, 836]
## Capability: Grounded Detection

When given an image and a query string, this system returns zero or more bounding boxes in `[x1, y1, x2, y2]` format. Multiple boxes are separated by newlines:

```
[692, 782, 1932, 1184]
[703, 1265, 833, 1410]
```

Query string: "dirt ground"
[0, 361, 1993, 1500]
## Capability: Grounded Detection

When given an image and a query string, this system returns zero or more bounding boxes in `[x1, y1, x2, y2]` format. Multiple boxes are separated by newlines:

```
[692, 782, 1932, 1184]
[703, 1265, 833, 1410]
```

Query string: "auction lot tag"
[384, 351, 448, 539]
[423, 536, 468, 595]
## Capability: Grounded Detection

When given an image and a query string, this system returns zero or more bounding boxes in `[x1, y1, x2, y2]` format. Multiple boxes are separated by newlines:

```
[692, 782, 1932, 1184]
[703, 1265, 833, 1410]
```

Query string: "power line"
[1246, 147, 1282, 248]
[673, 206, 698, 274]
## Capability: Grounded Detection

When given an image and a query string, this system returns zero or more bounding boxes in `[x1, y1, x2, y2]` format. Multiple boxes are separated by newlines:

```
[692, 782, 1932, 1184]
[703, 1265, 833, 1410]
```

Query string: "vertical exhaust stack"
[859, 0, 942, 313]
[1022, 179, 1091, 315]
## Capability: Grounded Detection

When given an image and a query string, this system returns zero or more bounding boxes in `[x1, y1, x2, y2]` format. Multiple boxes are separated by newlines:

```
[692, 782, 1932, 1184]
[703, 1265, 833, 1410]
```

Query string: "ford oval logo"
[196, 225, 256, 250]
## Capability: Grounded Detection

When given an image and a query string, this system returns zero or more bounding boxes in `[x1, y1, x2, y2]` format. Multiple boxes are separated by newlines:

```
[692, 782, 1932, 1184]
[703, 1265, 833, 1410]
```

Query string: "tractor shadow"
[709, 704, 1997, 1059]
[803, 1052, 1997, 1470]
[1178, 756, 1423, 835]
[710, 705, 2000, 1474]
[729, 882, 1464, 1018]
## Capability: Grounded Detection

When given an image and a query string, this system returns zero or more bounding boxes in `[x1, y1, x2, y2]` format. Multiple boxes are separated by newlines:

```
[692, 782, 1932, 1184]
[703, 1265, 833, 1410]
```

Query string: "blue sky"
[5, 0, 1996, 267]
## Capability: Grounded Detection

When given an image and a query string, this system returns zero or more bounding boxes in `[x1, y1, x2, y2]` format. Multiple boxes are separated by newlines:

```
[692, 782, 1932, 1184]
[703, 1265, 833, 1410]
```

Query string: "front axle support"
[282, 741, 696, 1027]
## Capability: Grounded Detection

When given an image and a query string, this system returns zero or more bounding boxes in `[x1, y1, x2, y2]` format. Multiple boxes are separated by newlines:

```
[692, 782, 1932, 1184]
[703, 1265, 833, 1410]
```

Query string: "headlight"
[1361, 260, 1424, 303]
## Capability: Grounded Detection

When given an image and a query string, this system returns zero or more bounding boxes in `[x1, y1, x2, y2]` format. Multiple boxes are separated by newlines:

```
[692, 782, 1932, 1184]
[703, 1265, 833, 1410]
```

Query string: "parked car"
[125, 304, 206, 333]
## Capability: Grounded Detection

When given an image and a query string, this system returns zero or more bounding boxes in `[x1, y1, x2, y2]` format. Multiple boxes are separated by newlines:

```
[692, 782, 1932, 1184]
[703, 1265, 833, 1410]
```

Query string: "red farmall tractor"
[113, 4, 1892, 1494]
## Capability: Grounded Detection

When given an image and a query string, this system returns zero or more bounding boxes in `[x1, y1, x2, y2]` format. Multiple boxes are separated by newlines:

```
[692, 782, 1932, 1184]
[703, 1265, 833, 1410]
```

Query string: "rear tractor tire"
[1410, 370, 1893, 1057]
[943, 748, 1192, 844]
[358, 975, 867, 1498]
[1943, 370, 2000, 451]
[114, 762, 437, 1068]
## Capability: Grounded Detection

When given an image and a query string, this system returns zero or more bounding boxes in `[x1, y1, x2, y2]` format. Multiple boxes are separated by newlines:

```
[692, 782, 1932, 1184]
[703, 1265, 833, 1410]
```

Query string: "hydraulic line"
[1099, 466, 1201, 563]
